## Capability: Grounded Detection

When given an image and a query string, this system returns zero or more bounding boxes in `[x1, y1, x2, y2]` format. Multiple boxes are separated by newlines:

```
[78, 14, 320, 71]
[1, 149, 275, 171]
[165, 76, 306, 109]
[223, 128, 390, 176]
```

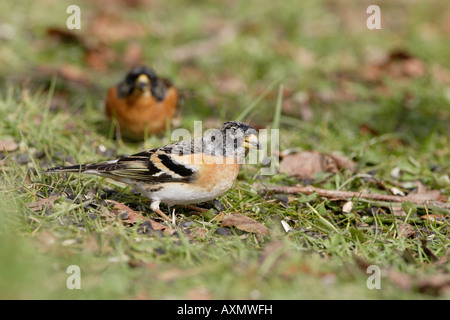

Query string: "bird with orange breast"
[105, 66, 180, 140]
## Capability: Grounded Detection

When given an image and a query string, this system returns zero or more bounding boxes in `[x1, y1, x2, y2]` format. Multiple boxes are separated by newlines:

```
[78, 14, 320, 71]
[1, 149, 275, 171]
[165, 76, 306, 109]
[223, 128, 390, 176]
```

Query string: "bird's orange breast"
[105, 86, 179, 139]
[172, 153, 242, 193]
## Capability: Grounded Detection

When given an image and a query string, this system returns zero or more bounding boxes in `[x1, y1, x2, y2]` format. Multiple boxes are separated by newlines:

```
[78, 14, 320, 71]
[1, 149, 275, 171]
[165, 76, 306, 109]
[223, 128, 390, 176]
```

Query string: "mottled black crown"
[218, 121, 257, 137]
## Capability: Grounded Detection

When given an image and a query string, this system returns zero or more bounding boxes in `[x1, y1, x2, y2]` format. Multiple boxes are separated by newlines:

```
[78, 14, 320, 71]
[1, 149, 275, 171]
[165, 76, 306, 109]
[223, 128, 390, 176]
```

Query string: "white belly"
[147, 180, 234, 205]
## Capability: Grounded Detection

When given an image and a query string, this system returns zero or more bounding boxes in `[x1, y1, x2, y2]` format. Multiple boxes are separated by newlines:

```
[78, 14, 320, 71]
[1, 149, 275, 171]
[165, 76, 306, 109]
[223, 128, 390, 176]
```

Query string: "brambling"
[105, 66, 180, 140]
[46, 121, 261, 222]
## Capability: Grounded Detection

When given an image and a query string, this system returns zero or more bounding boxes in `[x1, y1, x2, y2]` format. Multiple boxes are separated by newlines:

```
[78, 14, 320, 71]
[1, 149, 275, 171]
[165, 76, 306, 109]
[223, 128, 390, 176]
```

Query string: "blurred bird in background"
[105, 66, 180, 140]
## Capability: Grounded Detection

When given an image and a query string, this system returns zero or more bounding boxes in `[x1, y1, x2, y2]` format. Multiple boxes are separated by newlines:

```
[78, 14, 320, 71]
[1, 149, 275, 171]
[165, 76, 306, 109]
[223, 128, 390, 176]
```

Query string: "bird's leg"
[167, 204, 176, 224]
[150, 200, 172, 223]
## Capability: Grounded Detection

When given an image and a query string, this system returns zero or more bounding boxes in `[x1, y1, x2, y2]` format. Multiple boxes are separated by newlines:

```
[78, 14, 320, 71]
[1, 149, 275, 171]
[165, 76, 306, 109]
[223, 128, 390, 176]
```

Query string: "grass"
[0, 0, 449, 300]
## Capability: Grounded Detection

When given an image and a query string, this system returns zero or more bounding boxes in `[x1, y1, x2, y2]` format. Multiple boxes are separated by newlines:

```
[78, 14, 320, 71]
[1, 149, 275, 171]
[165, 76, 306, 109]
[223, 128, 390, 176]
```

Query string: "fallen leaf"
[280, 151, 335, 180]
[88, 12, 147, 45]
[406, 181, 445, 202]
[106, 200, 175, 235]
[397, 221, 415, 238]
[329, 152, 356, 171]
[385, 269, 413, 291]
[417, 274, 450, 296]
[361, 49, 427, 83]
[220, 213, 268, 235]
[359, 123, 380, 136]
[47, 27, 82, 44]
[84, 46, 116, 72]
[27, 195, 59, 212]
[279, 151, 354, 180]
[191, 227, 208, 238]
[0, 139, 19, 152]
[391, 206, 407, 216]
[106, 200, 145, 223]
[57, 64, 91, 86]
[420, 214, 445, 224]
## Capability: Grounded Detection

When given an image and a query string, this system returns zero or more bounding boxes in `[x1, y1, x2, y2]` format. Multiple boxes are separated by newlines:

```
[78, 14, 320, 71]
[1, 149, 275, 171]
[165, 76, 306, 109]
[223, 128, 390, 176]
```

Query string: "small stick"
[261, 185, 450, 210]
[184, 204, 210, 213]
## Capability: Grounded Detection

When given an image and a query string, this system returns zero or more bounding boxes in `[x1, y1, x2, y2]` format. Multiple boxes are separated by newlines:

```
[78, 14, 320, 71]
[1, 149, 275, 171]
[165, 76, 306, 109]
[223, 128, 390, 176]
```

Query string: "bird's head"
[218, 121, 261, 151]
[119, 66, 157, 96]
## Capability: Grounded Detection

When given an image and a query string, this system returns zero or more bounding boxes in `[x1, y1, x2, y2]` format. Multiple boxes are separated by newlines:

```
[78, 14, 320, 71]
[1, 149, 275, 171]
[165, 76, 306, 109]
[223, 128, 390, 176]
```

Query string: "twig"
[262, 185, 450, 210]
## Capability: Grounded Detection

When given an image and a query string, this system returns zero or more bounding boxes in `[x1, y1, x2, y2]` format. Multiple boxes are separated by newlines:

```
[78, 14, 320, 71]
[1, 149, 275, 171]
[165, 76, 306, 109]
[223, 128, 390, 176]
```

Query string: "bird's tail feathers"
[45, 164, 88, 174]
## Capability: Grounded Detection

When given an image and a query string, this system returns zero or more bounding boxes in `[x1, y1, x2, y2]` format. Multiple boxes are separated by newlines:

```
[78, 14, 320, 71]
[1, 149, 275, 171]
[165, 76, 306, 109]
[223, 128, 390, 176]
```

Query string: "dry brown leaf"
[386, 269, 413, 291]
[361, 49, 427, 83]
[47, 27, 82, 44]
[397, 221, 415, 238]
[27, 195, 59, 212]
[0, 139, 19, 152]
[220, 213, 268, 235]
[107, 200, 145, 223]
[57, 64, 91, 85]
[84, 46, 116, 72]
[406, 181, 446, 202]
[88, 12, 147, 45]
[279, 151, 340, 180]
[417, 274, 450, 296]
[192, 227, 208, 238]
[329, 152, 356, 171]
[106, 200, 175, 235]
[420, 214, 445, 223]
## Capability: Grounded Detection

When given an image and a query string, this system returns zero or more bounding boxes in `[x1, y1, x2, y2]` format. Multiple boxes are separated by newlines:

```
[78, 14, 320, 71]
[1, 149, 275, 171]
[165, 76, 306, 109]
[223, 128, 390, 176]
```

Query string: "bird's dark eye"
[211, 136, 216, 142]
